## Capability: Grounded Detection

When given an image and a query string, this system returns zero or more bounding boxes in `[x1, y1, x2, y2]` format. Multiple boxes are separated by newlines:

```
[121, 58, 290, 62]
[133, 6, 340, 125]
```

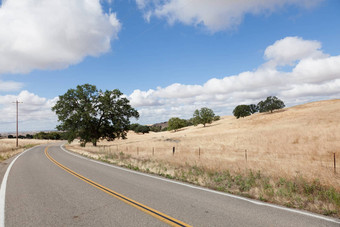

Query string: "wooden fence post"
[334, 153, 336, 174]
[173, 147, 175, 156]
[152, 147, 154, 156]
[245, 149, 248, 162]
[199, 147, 200, 159]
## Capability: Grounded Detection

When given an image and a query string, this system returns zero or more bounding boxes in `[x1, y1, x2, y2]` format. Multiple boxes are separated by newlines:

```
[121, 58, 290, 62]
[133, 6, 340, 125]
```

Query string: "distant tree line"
[128, 107, 220, 134]
[7, 134, 32, 139]
[7, 134, 33, 139]
[6, 132, 67, 140]
[129, 124, 150, 134]
[233, 96, 285, 119]
[33, 131, 68, 140]
[128, 123, 170, 134]
[167, 107, 220, 132]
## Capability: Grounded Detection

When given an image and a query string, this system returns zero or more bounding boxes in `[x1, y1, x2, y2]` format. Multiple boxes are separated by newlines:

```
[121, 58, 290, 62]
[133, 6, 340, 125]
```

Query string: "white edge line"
[60, 144, 340, 224]
[0, 145, 41, 227]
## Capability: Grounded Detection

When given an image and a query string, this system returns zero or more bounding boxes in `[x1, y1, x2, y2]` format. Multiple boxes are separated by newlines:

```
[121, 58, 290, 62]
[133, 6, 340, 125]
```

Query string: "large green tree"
[168, 117, 187, 132]
[257, 96, 285, 113]
[52, 84, 139, 146]
[233, 104, 258, 119]
[192, 107, 215, 127]
[233, 105, 251, 119]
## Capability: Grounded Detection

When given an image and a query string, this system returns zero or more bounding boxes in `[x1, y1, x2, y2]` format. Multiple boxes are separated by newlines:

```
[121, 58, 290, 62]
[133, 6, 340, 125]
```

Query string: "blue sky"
[0, 0, 340, 132]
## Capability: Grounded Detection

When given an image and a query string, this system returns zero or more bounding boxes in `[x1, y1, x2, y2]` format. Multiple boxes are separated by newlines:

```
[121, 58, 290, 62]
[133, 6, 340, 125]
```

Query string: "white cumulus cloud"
[128, 36, 340, 124]
[2, 37, 339, 130]
[0, 0, 121, 74]
[0, 80, 23, 91]
[0, 90, 58, 132]
[264, 36, 327, 68]
[136, 0, 323, 32]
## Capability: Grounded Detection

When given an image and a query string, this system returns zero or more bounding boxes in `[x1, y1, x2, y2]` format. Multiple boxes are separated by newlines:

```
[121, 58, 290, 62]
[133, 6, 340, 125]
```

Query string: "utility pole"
[12, 100, 23, 147]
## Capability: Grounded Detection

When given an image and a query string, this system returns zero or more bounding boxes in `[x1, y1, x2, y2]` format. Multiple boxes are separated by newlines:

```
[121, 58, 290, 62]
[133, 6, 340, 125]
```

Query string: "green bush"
[168, 117, 187, 132]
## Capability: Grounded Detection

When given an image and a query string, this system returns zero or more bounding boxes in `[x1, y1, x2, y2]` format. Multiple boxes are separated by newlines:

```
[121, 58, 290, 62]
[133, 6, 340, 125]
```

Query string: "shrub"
[213, 115, 220, 121]
[168, 117, 187, 132]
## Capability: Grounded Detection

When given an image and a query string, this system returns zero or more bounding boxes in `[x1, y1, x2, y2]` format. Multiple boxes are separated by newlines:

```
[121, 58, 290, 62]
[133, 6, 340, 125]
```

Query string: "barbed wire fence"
[85, 144, 339, 175]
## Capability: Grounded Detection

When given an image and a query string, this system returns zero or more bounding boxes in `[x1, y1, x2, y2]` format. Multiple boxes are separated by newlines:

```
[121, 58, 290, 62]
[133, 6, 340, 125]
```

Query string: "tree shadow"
[169, 127, 188, 133]
[262, 109, 286, 115]
[202, 122, 221, 128]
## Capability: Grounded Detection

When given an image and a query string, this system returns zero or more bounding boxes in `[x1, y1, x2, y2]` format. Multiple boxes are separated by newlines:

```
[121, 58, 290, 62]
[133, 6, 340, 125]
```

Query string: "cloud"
[2, 37, 339, 130]
[128, 36, 340, 124]
[136, 0, 323, 32]
[136, 0, 147, 9]
[129, 89, 162, 107]
[281, 79, 340, 98]
[0, 80, 23, 91]
[291, 56, 340, 84]
[263, 36, 327, 67]
[0, 0, 121, 74]
[0, 90, 58, 132]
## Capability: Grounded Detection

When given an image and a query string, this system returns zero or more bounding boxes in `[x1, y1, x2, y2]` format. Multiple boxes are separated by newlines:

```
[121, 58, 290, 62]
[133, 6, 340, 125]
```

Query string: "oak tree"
[233, 104, 258, 119]
[192, 107, 215, 127]
[257, 96, 285, 113]
[52, 84, 139, 146]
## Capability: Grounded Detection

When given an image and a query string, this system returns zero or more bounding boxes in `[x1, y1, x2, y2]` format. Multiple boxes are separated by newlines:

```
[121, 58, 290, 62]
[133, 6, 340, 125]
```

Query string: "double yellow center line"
[44, 147, 191, 227]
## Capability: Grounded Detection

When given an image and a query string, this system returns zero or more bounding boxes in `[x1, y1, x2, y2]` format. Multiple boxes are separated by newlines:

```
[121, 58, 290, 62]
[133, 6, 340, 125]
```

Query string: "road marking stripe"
[0, 146, 39, 227]
[45, 147, 191, 227]
[61, 144, 340, 224]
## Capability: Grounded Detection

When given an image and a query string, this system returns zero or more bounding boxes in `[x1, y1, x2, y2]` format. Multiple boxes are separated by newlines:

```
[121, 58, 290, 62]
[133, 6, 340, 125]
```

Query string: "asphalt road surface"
[1, 143, 339, 226]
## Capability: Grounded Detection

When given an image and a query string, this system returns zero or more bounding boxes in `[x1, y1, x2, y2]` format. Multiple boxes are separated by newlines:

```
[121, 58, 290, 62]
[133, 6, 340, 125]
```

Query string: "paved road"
[1, 143, 339, 226]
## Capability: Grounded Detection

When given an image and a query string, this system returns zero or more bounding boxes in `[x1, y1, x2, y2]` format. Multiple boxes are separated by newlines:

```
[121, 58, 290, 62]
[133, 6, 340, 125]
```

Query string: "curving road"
[0, 143, 339, 226]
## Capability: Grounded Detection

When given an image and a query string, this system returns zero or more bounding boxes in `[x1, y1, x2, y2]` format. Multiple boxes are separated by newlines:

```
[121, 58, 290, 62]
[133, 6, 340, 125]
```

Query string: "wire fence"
[80, 144, 339, 174]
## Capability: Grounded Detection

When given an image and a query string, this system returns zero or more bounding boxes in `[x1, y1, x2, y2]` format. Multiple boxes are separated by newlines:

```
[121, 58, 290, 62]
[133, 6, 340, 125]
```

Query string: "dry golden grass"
[0, 138, 51, 160]
[68, 99, 340, 190]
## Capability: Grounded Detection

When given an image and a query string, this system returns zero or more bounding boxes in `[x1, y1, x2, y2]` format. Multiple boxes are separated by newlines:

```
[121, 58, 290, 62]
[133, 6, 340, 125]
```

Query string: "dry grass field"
[69, 99, 340, 189]
[0, 138, 50, 160]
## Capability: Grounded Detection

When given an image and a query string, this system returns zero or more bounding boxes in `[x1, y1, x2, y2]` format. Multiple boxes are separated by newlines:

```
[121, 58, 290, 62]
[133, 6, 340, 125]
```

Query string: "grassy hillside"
[67, 99, 340, 216]
[71, 99, 340, 187]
